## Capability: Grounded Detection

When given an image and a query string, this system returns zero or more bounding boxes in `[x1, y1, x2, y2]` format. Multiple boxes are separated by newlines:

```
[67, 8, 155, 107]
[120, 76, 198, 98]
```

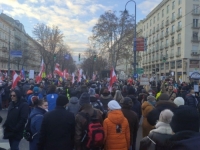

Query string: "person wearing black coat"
[38, 95, 75, 150]
[185, 89, 198, 108]
[3, 89, 29, 150]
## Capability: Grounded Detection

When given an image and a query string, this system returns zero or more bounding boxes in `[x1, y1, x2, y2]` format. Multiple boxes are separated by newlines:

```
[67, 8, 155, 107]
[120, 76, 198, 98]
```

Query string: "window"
[167, 5, 169, 14]
[150, 20, 152, 26]
[172, 12, 175, 19]
[178, 33, 181, 39]
[193, 32, 198, 39]
[192, 45, 198, 51]
[177, 47, 181, 54]
[172, 1, 175, 10]
[157, 13, 159, 21]
[178, 0, 181, 5]
[166, 39, 168, 45]
[166, 28, 169, 33]
[193, 19, 199, 27]
[147, 23, 148, 29]
[193, 5, 199, 13]
[162, 9, 164, 17]
[172, 25, 175, 32]
[178, 21, 182, 27]
[154, 17, 155, 23]
[150, 29, 152, 35]
[178, 8, 182, 15]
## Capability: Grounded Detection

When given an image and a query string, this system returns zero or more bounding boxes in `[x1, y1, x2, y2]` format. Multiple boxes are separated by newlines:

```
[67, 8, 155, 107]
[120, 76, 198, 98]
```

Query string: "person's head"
[56, 95, 69, 108]
[190, 89, 195, 96]
[121, 97, 133, 109]
[158, 93, 169, 101]
[88, 88, 96, 97]
[48, 85, 56, 94]
[113, 90, 124, 103]
[159, 109, 174, 124]
[33, 99, 48, 111]
[10, 90, 21, 102]
[79, 92, 90, 107]
[170, 105, 200, 133]
[128, 86, 135, 95]
[174, 97, 185, 107]
[102, 89, 110, 96]
[147, 95, 156, 102]
[168, 85, 173, 90]
[108, 100, 121, 111]
[33, 87, 39, 95]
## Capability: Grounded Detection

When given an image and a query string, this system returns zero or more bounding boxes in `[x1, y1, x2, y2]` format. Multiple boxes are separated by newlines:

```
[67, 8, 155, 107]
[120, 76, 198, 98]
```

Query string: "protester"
[121, 97, 139, 150]
[185, 89, 198, 108]
[46, 85, 58, 111]
[103, 100, 130, 150]
[27, 87, 43, 106]
[68, 91, 80, 116]
[99, 88, 113, 110]
[113, 90, 124, 103]
[74, 92, 103, 150]
[29, 99, 48, 150]
[38, 95, 75, 150]
[3, 90, 29, 150]
[142, 95, 156, 137]
[173, 97, 185, 107]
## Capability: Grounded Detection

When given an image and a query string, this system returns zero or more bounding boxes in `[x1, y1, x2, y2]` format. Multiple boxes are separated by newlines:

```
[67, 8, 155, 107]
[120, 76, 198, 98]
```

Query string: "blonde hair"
[114, 90, 124, 103]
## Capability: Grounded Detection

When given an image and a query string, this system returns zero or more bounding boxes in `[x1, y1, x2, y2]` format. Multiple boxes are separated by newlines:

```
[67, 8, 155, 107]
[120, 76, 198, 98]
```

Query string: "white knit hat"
[159, 109, 174, 124]
[108, 100, 121, 110]
[174, 97, 185, 107]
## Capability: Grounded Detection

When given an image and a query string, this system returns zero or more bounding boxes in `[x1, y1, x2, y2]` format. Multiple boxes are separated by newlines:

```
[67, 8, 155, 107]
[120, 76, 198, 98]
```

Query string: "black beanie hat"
[170, 105, 200, 133]
[121, 97, 133, 108]
[158, 93, 169, 101]
[56, 95, 69, 106]
[79, 92, 90, 106]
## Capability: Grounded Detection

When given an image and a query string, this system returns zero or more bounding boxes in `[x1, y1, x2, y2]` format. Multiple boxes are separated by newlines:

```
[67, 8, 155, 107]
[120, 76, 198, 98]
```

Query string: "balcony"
[165, 43, 169, 49]
[160, 45, 164, 50]
[192, 23, 200, 29]
[191, 51, 200, 56]
[176, 52, 181, 57]
[177, 26, 182, 32]
[15, 35, 21, 40]
[177, 13, 182, 19]
[170, 29, 175, 35]
[176, 38, 181, 45]
[165, 20, 169, 26]
[191, 37, 200, 43]
[170, 41, 175, 47]
[170, 53, 174, 58]
[160, 23, 164, 29]
[165, 31, 169, 37]
[192, 10, 200, 16]
[160, 34, 164, 39]
[171, 17, 175, 23]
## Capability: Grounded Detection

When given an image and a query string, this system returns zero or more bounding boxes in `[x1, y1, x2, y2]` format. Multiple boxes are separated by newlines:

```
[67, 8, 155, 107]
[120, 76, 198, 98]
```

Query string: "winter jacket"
[140, 122, 173, 150]
[38, 106, 75, 150]
[142, 101, 155, 137]
[29, 107, 46, 150]
[103, 110, 130, 150]
[127, 95, 142, 120]
[3, 98, 29, 140]
[46, 93, 58, 111]
[22, 83, 31, 97]
[90, 96, 104, 113]
[74, 104, 103, 150]
[121, 107, 138, 145]
[68, 97, 80, 116]
[147, 101, 177, 126]
[185, 94, 198, 108]
[167, 131, 200, 150]
[99, 94, 113, 110]
[27, 93, 43, 106]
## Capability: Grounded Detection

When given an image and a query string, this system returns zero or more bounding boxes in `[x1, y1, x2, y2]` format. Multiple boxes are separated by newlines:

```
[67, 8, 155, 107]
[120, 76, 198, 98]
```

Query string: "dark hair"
[33, 98, 47, 107]
[48, 85, 56, 94]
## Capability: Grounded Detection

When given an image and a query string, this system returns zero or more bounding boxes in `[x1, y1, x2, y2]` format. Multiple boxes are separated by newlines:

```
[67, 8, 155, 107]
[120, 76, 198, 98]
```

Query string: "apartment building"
[0, 13, 41, 73]
[137, 0, 200, 82]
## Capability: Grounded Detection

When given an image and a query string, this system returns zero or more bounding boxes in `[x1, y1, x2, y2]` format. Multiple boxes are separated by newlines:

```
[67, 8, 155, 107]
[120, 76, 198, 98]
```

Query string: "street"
[0, 110, 143, 150]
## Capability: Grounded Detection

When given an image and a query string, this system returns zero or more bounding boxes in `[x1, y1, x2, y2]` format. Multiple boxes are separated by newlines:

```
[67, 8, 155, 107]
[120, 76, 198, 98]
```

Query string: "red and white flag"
[12, 71, 21, 89]
[92, 73, 96, 81]
[71, 73, 75, 84]
[63, 69, 69, 80]
[54, 63, 63, 77]
[36, 59, 45, 83]
[47, 73, 52, 79]
[108, 68, 117, 92]
[78, 69, 83, 82]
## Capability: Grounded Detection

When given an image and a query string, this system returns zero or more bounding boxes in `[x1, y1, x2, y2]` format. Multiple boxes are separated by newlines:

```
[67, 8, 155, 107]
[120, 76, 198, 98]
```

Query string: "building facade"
[0, 13, 41, 73]
[137, 0, 200, 82]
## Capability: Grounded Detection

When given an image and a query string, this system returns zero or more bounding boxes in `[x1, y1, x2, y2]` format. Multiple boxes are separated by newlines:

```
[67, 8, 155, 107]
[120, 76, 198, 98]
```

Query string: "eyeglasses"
[11, 95, 16, 97]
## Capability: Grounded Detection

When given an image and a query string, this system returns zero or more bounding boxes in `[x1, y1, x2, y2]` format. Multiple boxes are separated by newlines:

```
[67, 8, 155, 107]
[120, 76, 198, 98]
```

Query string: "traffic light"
[94, 55, 97, 61]
[79, 53, 81, 61]
[156, 68, 159, 72]
[152, 69, 155, 74]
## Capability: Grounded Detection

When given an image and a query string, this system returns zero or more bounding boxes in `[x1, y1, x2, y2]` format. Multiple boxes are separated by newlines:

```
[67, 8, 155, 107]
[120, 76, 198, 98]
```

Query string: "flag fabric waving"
[108, 68, 117, 92]
[54, 63, 63, 77]
[12, 71, 21, 89]
[78, 69, 83, 82]
[72, 73, 75, 84]
[20, 68, 25, 79]
[92, 73, 96, 81]
[63, 69, 69, 80]
[36, 59, 45, 83]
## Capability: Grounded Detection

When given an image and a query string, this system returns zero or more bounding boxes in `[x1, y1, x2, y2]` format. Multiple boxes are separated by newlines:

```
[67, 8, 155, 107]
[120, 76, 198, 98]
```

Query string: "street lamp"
[124, 0, 137, 79]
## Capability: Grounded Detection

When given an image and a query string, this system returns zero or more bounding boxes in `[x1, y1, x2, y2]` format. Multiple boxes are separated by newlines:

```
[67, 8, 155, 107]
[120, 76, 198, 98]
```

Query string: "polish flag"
[78, 69, 82, 82]
[108, 68, 117, 92]
[63, 69, 69, 80]
[36, 59, 45, 83]
[54, 63, 63, 77]
[12, 71, 21, 89]
[72, 73, 75, 84]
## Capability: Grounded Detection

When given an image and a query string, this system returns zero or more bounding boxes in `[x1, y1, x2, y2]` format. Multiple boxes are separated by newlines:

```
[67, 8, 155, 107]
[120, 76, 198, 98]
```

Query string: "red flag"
[54, 63, 63, 77]
[63, 69, 69, 79]
[71, 73, 75, 84]
[12, 71, 21, 89]
[36, 59, 45, 83]
[108, 68, 117, 92]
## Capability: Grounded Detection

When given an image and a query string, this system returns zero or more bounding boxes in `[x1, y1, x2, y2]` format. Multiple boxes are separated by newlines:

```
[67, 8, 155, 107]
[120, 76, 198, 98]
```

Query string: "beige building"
[137, 0, 200, 82]
[0, 13, 41, 73]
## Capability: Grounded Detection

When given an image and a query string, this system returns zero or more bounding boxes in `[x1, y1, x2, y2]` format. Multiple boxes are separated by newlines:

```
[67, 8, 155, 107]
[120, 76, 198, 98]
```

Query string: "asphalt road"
[0, 110, 143, 150]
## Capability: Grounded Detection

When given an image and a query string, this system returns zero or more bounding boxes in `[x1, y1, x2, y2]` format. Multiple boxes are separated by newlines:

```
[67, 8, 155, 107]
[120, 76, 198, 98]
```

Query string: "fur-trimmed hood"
[150, 121, 173, 135]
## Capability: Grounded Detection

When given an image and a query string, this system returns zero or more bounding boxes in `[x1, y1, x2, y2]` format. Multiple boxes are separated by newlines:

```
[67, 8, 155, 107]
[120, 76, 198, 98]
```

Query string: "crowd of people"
[0, 77, 200, 150]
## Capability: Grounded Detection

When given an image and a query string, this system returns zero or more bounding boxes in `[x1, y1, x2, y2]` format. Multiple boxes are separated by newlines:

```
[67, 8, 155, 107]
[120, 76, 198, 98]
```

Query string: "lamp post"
[124, 0, 137, 79]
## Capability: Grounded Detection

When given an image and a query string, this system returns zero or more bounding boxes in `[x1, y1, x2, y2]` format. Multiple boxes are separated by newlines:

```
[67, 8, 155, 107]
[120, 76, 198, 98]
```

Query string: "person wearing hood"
[142, 95, 156, 137]
[127, 86, 141, 120]
[3, 89, 29, 150]
[103, 100, 130, 150]
[100, 88, 113, 111]
[68, 90, 80, 116]
[46, 85, 58, 111]
[28, 87, 43, 106]
[29, 99, 48, 150]
[140, 109, 174, 150]
[121, 97, 139, 150]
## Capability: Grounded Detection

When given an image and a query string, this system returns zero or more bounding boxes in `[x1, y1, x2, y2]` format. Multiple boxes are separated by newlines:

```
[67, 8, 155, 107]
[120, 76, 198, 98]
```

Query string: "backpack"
[79, 110, 104, 149]
[91, 101, 104, 113]
[23, 113, 40, 141]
